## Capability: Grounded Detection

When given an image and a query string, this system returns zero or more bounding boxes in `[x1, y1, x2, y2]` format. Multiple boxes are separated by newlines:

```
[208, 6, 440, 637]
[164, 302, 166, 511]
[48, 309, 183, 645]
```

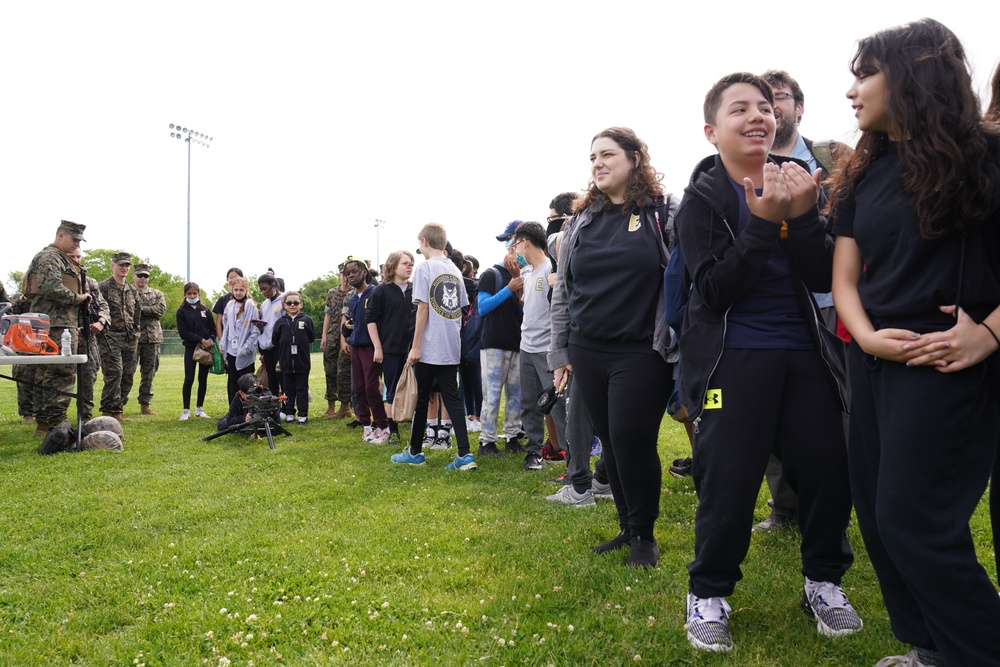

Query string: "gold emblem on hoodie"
[628, 214, 641, 232]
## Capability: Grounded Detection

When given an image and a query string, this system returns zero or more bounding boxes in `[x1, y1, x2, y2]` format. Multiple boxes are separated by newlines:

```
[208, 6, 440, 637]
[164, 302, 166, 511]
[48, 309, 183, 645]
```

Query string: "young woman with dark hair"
[549, 127, 676, 568]
[176, 282, 215, 421]
[830, 19, 1000, 666]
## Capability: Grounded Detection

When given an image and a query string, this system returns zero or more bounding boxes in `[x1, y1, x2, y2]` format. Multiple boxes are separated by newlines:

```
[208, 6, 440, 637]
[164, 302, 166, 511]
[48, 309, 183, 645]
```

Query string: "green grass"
[0, 353, 995, 666]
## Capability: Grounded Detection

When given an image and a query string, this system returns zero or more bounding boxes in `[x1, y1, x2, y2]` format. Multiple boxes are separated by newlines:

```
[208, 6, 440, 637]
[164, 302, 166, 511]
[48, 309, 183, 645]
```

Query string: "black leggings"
[569, 343, 671, 540]
[226, 354, 254, 405]
[183, 345, 211, 409]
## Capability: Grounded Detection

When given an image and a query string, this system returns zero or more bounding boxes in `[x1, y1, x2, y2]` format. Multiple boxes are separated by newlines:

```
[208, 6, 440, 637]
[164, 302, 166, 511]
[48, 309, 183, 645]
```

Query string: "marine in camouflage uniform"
[76, 269, 110, 421]
[98, 252, 140, 420]
[21, 221, 91, 433]
[320, 268, 354, 418]
[133, 263, 166, 414]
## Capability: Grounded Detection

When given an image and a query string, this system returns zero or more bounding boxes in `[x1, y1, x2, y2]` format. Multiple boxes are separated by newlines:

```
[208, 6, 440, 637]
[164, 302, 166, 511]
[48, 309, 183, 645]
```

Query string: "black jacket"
[365, 282, 415, 355]
[675, 153, 847, 423]
[176, 303, 215, 348]
[271, 314, 316, 374]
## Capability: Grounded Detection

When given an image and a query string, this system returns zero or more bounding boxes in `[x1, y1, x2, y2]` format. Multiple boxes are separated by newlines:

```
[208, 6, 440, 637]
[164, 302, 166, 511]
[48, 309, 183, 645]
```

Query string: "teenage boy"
[675, 73, 859, 653]
[511, 222, 570, 474]
[391, 223, 475, 471]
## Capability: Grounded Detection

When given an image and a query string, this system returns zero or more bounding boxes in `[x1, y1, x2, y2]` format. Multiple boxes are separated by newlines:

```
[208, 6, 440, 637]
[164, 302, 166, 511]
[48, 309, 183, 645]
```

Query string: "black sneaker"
[669, 457, 692, 479]
[477, 442, 502, 457]
[524, 453, 544, 471]
[505, 437, 525, 454]
[626, 536, 659, 568]
[346, 419, 363, 429]
[593, 530, 630, 554]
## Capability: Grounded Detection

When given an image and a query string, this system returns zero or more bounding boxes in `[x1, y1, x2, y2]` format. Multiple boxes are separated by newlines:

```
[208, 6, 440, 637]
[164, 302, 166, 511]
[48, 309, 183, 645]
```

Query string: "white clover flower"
[567, 624, 574, 632]
[381, 601, 389, 609]
[205, 631, 214, 639]
[633, 655, 641, 662]
[497, 638, 506, 647]
[219, 608, 228, 614]
[247, 614, 258, 623]
[402, 634, 408, 642]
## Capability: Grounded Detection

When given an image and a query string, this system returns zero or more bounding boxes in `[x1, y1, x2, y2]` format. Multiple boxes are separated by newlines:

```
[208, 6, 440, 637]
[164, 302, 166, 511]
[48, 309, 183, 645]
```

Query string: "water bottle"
[61, 329, 72, 356]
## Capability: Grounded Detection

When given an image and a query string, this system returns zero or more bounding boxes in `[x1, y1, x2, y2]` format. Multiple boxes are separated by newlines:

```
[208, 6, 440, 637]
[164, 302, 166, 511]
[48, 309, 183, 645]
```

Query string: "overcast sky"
[2, 1, 997, 296]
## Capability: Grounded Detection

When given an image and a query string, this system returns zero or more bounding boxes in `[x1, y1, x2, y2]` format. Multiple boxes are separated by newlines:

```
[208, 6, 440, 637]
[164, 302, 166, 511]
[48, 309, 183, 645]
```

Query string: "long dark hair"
[986, 61, 1000, 126]
[575, 127, 663, 215]
[827, 18, 999, 238]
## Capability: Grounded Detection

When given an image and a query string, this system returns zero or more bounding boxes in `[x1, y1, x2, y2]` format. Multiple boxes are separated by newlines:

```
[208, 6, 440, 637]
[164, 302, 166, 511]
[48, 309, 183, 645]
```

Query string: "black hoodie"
[675, 153, 847, 424]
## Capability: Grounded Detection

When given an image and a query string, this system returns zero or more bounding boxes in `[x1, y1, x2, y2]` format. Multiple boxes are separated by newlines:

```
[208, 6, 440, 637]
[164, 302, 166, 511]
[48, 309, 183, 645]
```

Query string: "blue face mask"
[504, 239, 514, 251]
[186, 297, 200, 305]
[516, 253, 527, 267]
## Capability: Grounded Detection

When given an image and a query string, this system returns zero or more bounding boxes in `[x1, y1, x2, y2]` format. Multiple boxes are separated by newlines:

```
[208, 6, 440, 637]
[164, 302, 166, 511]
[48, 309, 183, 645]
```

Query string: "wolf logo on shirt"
[430, 274, 462, 320]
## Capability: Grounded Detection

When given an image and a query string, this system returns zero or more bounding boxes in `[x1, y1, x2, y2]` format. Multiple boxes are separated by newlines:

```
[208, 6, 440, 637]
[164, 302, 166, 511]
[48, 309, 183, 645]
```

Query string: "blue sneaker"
[391, 450, 426, 466]
[443, 454, 478, 471]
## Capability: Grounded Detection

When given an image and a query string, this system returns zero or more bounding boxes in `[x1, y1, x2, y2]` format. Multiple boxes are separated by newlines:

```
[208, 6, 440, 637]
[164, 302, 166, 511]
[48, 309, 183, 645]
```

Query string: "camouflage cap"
[134, 263, 151, 276]
[58, 220, 87, 241]
[80, 430, 124, 451]
[111, 252, 132, 266]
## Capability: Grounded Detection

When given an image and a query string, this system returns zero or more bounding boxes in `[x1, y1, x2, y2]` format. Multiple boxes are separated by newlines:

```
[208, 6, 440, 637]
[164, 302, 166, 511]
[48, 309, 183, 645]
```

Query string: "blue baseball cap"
[496, 220, 522, 241]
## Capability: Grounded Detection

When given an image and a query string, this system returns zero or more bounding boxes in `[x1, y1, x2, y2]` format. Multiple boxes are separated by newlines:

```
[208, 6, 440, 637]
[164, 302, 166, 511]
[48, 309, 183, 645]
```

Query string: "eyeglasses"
[773, 92, 795, 102]
[285, 301, 301, 306]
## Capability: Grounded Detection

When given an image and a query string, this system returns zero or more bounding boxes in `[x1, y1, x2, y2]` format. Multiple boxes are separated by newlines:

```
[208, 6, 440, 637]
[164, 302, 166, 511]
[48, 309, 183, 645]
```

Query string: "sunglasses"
[285, 301, 302, 306]
[135, 274, 150, 278]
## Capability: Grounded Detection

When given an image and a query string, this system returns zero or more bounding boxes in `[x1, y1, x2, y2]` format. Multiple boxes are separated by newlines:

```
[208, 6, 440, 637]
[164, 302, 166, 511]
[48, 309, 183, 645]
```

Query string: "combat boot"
[32, 421, 51, 438]
[321, 400, 338, 418]
[140, 405, 157, 416]
[330, 402, 353, 419]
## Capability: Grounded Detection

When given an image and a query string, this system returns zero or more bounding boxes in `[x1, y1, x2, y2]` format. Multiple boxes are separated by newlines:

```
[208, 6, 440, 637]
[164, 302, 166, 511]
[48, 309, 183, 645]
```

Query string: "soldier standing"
[133, 263, 166, 415]
[98, 252, 140, 422]
[21, 220, 92, 436]
[320, 263, 354, 419]
[68, 248, 110, 421]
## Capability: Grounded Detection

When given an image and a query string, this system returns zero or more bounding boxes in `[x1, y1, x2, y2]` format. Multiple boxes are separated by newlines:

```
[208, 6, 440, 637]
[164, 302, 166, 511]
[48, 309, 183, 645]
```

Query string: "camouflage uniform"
[77, 276, 110, 421]
[21, 222, 88, 427]
[134, 265, 166, 409]
[323, 285, 354, 404]
[98, 253, 140, 416]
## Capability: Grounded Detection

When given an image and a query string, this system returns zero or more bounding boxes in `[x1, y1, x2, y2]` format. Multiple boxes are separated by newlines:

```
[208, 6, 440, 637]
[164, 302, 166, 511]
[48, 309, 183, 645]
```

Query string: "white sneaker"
[685, 593, 733, 652]
[802, 578, 863, 637]
[285, 414, 295, 423]
[194, 407, 211, 419]
[466, 417, 481, 433]
[545, 485, 596, 507]
[371, 427, 390, 445]
[179, 409, 190, 421]
[297, 416, 308, 424]
[875, 649, 935, 667]
[363, 425, 375, 442]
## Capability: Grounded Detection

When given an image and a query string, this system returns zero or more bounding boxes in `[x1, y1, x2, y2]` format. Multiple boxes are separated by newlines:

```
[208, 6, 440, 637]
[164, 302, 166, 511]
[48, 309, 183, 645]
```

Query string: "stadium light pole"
[168, 124, 213, 282]
[374, 218, 386, 267]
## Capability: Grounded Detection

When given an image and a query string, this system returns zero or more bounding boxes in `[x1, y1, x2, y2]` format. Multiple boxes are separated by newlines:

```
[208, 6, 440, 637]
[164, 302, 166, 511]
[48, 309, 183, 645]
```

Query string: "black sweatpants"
[569, 343, 670, 541]
[226, 354, 254, 405]
[283, 371, 309, 418]
[260, 347, 282, 397]
[182, 345, 211, 409]
[408, 362, 469, 457]
[848, 342, 1000, 665]
[688, 348, 853, 599]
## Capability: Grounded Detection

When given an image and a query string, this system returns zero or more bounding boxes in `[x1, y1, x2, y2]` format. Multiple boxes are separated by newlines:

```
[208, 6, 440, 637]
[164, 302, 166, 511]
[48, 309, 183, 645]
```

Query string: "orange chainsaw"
[0, 302, 60, 355]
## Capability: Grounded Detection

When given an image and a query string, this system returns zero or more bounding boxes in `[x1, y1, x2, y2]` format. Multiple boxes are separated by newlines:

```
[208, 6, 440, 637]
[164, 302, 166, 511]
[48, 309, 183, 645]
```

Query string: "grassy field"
[0, 353, 995, 666]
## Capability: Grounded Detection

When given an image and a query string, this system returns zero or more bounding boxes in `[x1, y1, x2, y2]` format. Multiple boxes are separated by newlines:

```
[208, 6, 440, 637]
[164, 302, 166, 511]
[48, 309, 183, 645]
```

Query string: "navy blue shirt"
[724, 178, 814, 350]
[347, 283, 376, 347]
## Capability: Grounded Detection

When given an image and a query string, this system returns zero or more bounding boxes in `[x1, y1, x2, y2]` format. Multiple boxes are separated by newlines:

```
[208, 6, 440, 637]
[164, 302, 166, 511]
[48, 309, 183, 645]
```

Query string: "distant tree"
[82, 249, 186, 328]
[297, 272, 341, 325]
[7, 270, 24, 295]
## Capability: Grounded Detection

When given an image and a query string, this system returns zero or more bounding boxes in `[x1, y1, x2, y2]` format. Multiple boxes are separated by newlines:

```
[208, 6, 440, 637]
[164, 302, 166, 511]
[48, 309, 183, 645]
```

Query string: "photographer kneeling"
[217, 374, 275, 434]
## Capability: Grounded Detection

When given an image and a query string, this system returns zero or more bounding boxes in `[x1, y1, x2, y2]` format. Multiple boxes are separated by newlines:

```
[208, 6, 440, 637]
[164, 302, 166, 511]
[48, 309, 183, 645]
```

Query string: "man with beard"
[753, 70, 852, 532]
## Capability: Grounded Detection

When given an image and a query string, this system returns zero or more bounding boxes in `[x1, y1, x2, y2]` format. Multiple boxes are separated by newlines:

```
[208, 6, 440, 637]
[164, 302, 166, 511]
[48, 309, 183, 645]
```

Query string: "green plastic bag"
[211, 338, 226, 375]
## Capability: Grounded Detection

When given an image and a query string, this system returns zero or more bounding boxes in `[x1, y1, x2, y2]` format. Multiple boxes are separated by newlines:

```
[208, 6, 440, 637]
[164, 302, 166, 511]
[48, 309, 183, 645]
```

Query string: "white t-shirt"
[520, 261, 551, 354]
[412, 256, 468, 365]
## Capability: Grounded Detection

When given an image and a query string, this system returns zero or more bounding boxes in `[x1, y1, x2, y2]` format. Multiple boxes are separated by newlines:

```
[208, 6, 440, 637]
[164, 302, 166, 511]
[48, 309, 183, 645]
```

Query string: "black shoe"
[524, 453, 544, 470]
[505, 437, 525, 454]
[477, 442, 502, 457]
[346, 419, 363, 429]
[669, 457, 692, 479]
[626, 536, 659, 568]
[593, 530, 631, 555]
[752, 509, 797, 532]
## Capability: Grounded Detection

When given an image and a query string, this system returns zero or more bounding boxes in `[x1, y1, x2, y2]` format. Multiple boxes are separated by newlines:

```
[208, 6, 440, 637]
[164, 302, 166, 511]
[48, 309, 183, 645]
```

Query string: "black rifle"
[201, 391, 291, 450]
[79, 266, 92, 342]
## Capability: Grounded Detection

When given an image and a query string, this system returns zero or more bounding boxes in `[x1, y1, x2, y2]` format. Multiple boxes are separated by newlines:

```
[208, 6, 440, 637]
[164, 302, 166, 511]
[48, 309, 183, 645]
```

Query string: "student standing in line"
[176, 282, 215, 421]
[220, 276, 260, 404]
[831, 19, 1000, 666]
[367, 250, 415, 446]
[272, 291, 315, 424]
